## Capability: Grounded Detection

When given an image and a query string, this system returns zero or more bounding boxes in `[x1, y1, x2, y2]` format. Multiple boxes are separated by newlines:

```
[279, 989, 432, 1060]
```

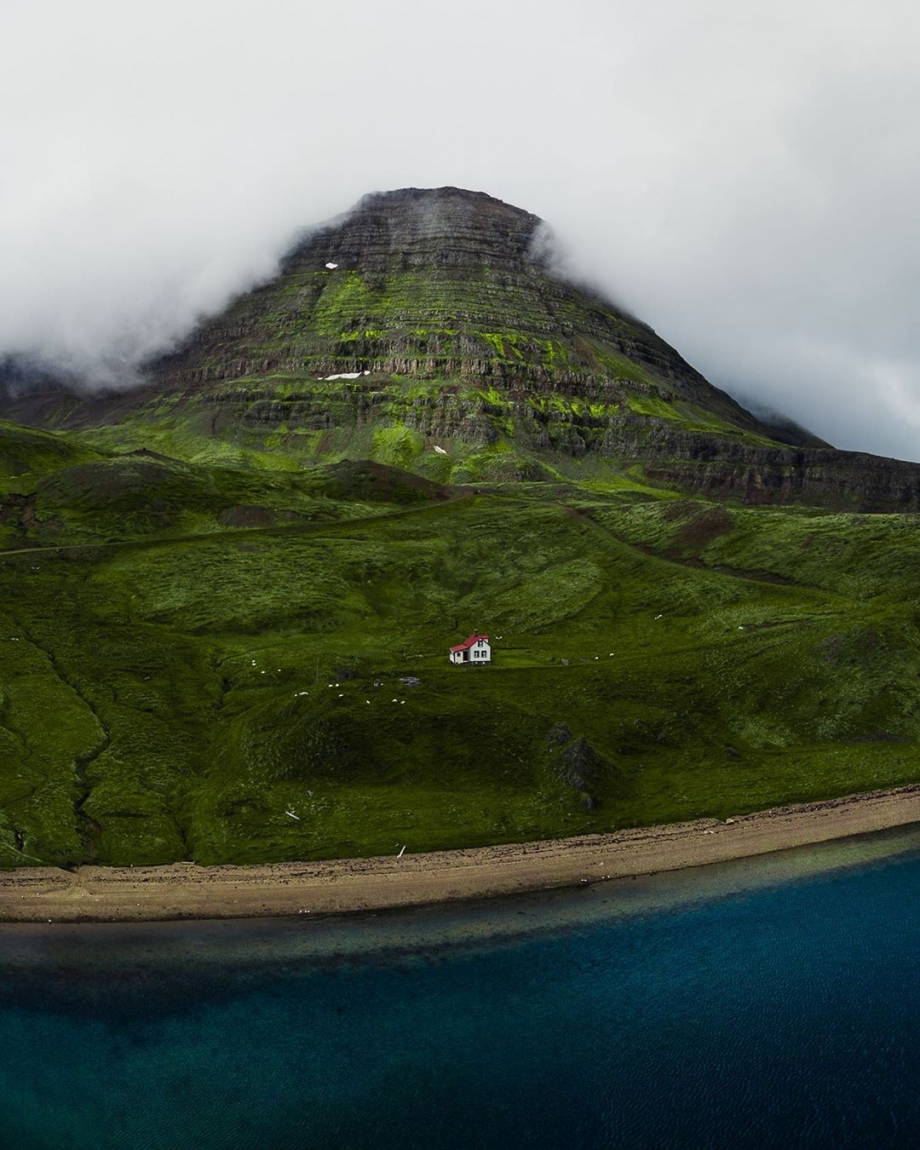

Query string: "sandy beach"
[3, 785, 920, 923]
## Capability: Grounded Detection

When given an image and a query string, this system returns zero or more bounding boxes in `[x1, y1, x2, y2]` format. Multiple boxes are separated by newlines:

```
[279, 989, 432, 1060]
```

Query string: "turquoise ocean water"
[3, 825, 920, 1148]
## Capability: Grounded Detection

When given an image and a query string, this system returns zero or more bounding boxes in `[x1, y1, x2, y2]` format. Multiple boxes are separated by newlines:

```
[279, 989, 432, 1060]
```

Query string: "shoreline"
[3, 785, 920, 923]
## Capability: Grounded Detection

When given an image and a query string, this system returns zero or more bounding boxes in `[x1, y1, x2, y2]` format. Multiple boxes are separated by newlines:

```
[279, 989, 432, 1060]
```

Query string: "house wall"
[449, 639, 491, 664]
[450, 639, 492, 667]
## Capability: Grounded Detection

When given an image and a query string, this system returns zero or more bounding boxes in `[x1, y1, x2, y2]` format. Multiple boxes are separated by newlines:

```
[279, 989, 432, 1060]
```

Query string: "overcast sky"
[3, 0, 920, 459]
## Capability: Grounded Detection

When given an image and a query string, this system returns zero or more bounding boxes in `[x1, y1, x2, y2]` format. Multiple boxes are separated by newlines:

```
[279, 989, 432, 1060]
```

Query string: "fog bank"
[3, 0, 920, 458]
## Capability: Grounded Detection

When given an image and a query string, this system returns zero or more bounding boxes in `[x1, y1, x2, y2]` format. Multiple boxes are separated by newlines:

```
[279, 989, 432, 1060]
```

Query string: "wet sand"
[3, 785, 920, 922]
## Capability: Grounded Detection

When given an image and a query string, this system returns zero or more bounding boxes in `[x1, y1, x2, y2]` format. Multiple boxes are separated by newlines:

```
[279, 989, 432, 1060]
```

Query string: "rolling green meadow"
[3, 415, 920, 869]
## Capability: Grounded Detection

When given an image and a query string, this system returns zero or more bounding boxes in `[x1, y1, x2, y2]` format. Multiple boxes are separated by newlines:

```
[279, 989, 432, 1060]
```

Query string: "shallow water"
[4, 825, 920, 1148]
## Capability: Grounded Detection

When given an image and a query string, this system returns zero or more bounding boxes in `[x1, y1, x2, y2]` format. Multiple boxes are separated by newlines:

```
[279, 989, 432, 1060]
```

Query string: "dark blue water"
[4, 828, 920, 1149]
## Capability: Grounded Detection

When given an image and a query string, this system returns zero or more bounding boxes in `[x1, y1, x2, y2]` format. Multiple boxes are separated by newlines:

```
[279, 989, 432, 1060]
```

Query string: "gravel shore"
[3, 785, 920, 923]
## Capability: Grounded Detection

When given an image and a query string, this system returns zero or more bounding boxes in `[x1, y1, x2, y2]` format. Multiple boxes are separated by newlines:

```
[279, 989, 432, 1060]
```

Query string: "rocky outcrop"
[545, 722, 603, 810]
[642, 445, 920, 511]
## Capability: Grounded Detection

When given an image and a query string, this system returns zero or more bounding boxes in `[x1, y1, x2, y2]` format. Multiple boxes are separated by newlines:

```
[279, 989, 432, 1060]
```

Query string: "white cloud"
[3, 0, 920, 457]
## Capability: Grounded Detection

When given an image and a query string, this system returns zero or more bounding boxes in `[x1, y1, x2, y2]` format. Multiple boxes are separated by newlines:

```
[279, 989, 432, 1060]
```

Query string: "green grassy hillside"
[2, 418, 919, 868]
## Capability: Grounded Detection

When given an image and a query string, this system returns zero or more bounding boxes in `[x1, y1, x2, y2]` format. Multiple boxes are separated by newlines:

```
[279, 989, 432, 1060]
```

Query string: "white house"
[449, 632, 491, 665]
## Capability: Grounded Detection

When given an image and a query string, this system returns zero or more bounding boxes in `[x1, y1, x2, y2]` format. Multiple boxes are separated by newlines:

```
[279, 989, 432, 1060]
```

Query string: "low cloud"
[4, 0, 920, 459]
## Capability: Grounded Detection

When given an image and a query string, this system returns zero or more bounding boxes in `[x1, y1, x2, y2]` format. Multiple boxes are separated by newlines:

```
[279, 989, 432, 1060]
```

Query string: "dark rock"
[545, 724, 604, 804]
[545, 722, 573, 747]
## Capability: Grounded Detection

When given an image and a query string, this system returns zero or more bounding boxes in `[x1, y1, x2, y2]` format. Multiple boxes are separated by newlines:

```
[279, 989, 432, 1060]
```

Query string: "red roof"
[450, 632, 490, 653]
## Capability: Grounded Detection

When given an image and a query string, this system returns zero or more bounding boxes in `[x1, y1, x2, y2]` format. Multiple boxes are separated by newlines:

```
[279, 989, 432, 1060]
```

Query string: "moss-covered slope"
[3, 188, 920, 869]
[3, 415, 920, 869]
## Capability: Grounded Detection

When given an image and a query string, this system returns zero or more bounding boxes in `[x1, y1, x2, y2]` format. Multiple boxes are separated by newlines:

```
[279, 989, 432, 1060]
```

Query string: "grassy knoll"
[2, 417, 920, 868]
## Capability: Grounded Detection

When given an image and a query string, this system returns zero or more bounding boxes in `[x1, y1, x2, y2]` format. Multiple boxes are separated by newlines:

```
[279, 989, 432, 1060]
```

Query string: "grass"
[3, 415, 920, 868]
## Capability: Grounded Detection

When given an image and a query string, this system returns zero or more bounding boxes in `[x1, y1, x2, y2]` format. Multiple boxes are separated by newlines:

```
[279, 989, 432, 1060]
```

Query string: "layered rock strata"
[150, 187, 797, 445]
[7, 186, 920, 510]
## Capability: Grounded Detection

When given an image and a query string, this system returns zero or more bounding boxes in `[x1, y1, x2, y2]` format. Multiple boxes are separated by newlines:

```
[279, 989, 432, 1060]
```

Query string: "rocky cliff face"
[641, 440, 920, 511]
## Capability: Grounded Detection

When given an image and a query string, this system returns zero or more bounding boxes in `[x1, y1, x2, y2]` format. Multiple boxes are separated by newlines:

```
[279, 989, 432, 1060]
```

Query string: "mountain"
[9, 186, 920, 510]
[149, 186, 794, 449]
[3, 188, 920, 871]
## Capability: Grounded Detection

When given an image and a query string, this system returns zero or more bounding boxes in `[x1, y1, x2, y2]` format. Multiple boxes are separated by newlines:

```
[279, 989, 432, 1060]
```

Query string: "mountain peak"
[9, 186, 871, 505]
[144, 184, 804, 461]
[287, 185, 546, 278]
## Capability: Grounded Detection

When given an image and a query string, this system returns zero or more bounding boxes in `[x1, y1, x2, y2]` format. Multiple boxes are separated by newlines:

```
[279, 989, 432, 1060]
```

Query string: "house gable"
[449, 632, 491, 664]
